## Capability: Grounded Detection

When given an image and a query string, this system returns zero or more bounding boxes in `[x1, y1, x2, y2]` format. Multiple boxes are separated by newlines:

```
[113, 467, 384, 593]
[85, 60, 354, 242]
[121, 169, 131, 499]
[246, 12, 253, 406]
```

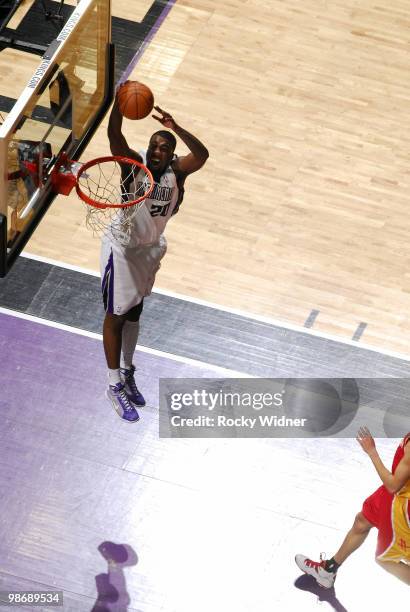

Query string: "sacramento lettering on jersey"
[135, 181, 172, 202]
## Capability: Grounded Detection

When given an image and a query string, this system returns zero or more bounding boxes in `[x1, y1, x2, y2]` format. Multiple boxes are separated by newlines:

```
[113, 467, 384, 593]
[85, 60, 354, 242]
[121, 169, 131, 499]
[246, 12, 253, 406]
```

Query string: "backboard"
[0, 0, 114, 277]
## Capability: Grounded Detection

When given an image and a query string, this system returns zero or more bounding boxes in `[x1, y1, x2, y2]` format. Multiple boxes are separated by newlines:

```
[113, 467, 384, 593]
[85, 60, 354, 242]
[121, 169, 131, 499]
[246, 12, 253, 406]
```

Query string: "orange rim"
[75, 155, 154, 209]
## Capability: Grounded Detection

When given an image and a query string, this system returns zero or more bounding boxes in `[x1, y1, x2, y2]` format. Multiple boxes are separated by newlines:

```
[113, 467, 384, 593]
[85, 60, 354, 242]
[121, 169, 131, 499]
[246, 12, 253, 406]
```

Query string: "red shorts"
[362, 485, 389, 528]
[362, 486, 394, 557]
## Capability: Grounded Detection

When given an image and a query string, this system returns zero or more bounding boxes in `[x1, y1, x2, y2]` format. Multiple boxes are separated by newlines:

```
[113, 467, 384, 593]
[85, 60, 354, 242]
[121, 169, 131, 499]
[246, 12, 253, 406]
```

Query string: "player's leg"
[116, 238, 168, 405]
[120, 301, 146, 406]
[376, 559, 410, 585]
[121, 302, 143, 370]
[100, 242, 140, 422]
[103, 311, 140, 423]
[333, 511, 374, 564]
[295, 512, 373, 588]
[103, 311, 127, 379]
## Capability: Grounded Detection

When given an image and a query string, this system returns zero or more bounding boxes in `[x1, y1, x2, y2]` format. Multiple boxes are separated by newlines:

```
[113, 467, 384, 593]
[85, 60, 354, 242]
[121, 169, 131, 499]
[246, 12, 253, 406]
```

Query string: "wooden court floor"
[4, 0, 410, 354]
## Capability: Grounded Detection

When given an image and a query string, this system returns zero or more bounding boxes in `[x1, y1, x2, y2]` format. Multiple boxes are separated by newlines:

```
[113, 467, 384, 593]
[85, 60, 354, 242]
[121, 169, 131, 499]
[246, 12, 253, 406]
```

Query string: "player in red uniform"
[295, 427, 410, 587]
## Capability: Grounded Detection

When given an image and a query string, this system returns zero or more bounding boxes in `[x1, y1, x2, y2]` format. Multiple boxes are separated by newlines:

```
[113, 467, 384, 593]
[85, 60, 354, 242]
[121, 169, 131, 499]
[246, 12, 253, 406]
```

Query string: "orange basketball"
[117, 81, 154, 120]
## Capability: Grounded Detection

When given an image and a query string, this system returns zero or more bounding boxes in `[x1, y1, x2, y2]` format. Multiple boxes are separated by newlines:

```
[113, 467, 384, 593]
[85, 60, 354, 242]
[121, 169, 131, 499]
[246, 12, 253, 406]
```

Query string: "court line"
[22, 251, 100, 277]
[0, 305, 250, 377]
[352, 322, 367, 342]
[19, 251, 410, 364]
[304, 309, 319, 329]
[157, 289, 410, 362]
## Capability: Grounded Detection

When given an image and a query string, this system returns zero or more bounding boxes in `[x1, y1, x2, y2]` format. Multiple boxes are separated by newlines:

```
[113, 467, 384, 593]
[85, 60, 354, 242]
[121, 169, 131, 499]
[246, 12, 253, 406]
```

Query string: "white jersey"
[100, 152, 181, 314]
[123, 151, 180, 248]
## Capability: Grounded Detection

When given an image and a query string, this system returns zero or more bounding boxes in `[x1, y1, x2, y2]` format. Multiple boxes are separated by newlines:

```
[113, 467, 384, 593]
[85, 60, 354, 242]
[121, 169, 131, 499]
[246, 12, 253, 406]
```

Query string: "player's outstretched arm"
[357, 426, 410, 493]
[108, 97, 142, 162]
[152, 106, 209, 175]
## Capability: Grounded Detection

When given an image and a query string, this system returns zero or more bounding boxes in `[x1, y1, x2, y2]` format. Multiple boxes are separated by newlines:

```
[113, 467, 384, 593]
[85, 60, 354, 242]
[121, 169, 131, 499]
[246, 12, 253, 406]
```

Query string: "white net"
[77, 158, 153, 246]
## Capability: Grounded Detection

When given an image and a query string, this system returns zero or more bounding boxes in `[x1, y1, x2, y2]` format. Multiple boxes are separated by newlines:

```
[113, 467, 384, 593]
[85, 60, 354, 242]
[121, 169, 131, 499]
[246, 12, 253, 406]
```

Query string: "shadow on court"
[294, 574, 349, 612]
[91, 542, 138, 612]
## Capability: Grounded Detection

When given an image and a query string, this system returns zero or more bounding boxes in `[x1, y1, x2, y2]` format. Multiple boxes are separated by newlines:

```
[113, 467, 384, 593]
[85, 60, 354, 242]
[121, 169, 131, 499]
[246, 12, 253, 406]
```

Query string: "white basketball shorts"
[100, 234, 167, 315]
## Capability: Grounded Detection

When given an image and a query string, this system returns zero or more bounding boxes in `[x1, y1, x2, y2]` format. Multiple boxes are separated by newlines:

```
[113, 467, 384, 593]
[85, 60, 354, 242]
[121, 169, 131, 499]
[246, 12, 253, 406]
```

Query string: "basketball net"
[52, 155, 154, 246]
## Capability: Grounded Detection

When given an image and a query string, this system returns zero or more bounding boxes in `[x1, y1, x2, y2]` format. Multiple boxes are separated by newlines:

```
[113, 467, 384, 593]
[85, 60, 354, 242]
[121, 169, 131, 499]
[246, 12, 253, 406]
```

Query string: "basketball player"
[295, 427, 410, 587]
[101, 92, 209, 422]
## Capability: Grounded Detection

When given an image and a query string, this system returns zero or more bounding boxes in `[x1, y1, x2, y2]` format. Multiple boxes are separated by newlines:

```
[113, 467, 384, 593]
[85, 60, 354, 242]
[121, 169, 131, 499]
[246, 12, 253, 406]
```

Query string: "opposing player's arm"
[107, 98, 142, 163]
[152, 106, 209, 176]
[357, 426, 410, 493]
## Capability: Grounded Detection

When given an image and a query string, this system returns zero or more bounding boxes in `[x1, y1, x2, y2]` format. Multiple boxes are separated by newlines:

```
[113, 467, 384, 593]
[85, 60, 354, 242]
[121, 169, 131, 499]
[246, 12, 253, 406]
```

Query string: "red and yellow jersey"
[377, 433, 410, 562]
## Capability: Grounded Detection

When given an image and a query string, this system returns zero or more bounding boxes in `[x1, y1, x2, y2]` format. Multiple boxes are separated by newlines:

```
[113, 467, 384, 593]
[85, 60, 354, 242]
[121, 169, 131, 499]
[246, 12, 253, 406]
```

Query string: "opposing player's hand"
[356, 426, 376, 455]
[152, 106, 177, 130]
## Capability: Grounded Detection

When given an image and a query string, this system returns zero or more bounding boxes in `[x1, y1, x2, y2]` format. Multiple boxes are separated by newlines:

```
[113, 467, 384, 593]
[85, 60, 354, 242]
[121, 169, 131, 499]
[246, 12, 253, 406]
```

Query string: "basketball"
[117, 81, 154, 120]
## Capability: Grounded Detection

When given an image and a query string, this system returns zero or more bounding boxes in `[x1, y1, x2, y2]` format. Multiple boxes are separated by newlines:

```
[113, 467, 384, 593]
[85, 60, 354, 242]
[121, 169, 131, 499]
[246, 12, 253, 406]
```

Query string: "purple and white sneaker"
[106, 382, 140, 423]
[120, 365, 146, 407]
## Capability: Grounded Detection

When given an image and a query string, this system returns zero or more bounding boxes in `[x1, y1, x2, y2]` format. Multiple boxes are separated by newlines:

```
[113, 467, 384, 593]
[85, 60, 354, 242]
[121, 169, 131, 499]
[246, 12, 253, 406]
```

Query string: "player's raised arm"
[152, 106, 209, 175]
[357, 426, 410, 493]
[107, 96, 142, 162]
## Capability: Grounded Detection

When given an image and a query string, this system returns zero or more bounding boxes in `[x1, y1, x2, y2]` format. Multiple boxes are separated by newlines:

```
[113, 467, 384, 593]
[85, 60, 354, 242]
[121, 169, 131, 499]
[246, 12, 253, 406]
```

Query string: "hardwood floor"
[3, 0, 410, 353]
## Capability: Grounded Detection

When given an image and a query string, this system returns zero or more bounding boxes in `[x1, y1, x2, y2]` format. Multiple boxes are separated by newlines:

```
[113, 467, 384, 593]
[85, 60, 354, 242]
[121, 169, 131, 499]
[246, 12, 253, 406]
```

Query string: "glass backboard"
[0, 0, 114, 276]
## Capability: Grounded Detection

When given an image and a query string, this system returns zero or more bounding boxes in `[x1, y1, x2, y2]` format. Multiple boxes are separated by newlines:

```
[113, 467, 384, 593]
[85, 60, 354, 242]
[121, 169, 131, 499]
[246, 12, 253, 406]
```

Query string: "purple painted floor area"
[0, 312, 407, 612]
[0, 312, 234, 611]
[0, 312, 228, 465]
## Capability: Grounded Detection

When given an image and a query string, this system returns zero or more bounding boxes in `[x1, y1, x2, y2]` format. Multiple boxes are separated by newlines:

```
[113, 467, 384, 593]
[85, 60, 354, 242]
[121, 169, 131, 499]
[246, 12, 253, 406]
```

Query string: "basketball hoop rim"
[75, 155, 154, 209]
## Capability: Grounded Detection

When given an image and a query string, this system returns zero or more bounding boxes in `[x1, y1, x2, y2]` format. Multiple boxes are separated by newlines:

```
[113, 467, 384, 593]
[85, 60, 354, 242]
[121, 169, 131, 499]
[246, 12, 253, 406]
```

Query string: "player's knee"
[353, 512, 372, 534]
[104, 312, 127, 331]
